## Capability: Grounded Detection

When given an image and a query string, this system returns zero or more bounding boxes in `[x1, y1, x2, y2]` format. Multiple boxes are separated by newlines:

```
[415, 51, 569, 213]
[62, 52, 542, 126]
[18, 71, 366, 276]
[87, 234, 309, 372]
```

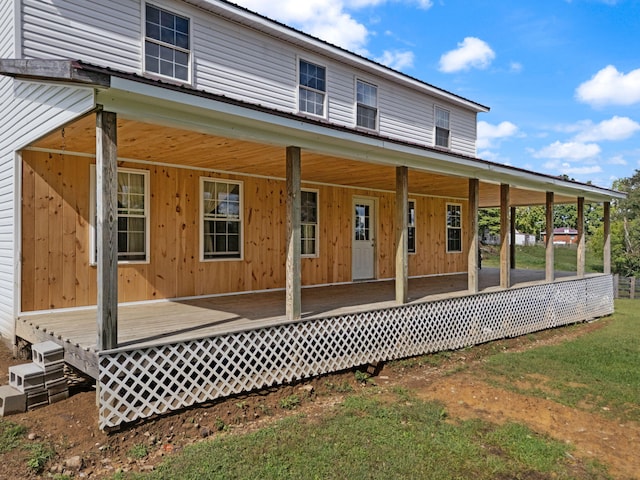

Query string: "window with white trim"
[356, 79, 377, 130]
[435, 106, 450, 148]
[144, 3, 190, 82]
[201, 178, 242, 260]
[408, 200, 416, 254]
[301, 189, 319, 256]
[299, 59, 326, 116]
[446, 203, 462, 253]
[90, 167, 150, 263]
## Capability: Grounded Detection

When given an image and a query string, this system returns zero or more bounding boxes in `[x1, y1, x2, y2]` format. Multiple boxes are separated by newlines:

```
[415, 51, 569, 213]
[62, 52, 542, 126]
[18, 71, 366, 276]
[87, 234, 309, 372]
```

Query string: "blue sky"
[231, 0, 640, 189]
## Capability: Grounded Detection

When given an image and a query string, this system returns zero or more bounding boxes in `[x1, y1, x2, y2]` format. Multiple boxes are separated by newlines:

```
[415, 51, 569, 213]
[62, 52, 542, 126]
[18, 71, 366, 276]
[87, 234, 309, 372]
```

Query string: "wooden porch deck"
[16, 268, 580, 369]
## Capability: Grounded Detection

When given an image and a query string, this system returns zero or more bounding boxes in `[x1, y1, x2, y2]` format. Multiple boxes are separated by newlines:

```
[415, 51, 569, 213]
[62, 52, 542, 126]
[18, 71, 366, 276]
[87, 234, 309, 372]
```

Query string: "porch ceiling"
[32, 114, 577, 207]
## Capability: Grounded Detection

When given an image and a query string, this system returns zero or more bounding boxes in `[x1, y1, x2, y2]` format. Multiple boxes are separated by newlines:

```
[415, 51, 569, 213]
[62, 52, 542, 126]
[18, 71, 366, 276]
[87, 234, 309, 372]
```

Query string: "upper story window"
[90, 167, 150, 264]
[299, 60, 326, 116]
[446, 203, 462, 253]
[144, 4, 190, 82]
[301, 189, 319, 257]
[435, 106, 450, 148]
[408, 200, 416, 254]
[356, 80, 378, 130]
[201, 178, 242, 260]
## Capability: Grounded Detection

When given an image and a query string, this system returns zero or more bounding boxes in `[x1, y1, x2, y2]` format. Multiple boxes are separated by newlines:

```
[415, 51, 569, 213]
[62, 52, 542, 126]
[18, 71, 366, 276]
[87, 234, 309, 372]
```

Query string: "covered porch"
[6, 62, 622, 429]
[17, 267, 591, 377]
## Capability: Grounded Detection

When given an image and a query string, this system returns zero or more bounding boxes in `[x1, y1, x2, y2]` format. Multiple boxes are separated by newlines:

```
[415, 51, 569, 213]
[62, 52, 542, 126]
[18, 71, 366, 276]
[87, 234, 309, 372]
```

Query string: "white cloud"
[438, 37, 495, 73]
[375, 50, 415, 70]
[476, 120, 518, 149]
[576, 65, 640, 107]
[509, 62, 523, 73]
[542, 160, 603, 176]
[573, 116, 640, 142]
[533, 141, 601, 160]
[609, 155, 627, 166]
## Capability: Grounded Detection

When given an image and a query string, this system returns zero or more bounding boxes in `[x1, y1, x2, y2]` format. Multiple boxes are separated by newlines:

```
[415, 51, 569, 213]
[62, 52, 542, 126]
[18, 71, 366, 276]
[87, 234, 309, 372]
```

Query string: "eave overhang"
[0, 59, 624, 203]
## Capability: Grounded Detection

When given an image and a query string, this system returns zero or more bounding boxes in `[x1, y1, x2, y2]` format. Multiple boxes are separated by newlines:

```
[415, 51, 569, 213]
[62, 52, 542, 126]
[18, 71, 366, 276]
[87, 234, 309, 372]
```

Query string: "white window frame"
[434, 105, 451, 148]
[298, 58, 327, 117]
[200, 177, 243, 261]
[301, 188, 319, 258]
[408, 199, 416, 255]
[89, 166, 151, 265]
[356, 79, 378, 131]
[143, 3, 191, 83]
[446, 203, 462, 253]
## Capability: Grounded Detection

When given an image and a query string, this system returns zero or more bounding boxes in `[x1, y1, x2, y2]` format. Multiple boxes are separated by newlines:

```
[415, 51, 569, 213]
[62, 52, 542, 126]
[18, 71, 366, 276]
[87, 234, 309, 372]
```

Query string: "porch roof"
[0, 59, 625, 205]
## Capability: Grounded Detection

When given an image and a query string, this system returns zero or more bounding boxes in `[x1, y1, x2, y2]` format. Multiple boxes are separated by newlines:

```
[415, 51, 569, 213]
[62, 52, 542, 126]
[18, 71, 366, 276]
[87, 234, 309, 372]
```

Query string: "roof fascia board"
[99, 77, 621, 202]
[183, 0, 488, 113]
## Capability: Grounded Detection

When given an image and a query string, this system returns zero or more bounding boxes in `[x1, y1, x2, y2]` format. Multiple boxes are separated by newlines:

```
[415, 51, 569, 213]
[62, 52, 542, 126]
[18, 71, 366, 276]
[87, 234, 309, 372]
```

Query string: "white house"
[0, 0, 623, 428]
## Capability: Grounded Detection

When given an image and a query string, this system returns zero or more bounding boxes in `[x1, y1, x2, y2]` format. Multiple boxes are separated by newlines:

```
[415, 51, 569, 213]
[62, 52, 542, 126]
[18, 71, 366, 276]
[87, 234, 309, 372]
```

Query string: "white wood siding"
[18, 0, 480, 158]
[0, 0, 14, 59]
[21, 0, 141, 71]
[0, 77, 94, 340]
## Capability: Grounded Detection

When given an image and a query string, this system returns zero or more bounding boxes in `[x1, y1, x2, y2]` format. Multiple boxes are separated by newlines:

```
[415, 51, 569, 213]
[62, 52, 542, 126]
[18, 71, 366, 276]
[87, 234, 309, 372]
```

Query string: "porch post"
[510, 206, 517, 269]
[395, 166, 408, 304]
[468, 178, 479, 293]
[577, 197, 585, 277]
[500, 184, 511, 288]
[603, 202, 611, 275]
[545, 192, 555, 282]
[96, 109, 118, 350]
[286, 146, 302, 321]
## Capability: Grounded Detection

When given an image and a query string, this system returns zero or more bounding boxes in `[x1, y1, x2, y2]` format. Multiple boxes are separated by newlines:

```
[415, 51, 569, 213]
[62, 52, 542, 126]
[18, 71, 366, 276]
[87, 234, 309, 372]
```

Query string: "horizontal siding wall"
[21, 0, 141, 71]
[20, 0, 480, 157]
[0, 0, 13, 59]
[0, 78, 95, 338]
[21, 150, 469, 311]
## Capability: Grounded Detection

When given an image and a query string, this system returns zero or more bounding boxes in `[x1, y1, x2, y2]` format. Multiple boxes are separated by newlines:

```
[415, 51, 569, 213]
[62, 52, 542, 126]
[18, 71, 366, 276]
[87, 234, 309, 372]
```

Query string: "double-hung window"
[408, 200, 416, 254]
[356, 80, 378, 130]
[446, 203, 462, 253]
[90, 167, 150, 263]
[299, 60, 326, 116]
[435, 106, 450, 148]
[301, 190, 319, 256]
[201, 178, 242, 260]
[145, 3, 190, 82]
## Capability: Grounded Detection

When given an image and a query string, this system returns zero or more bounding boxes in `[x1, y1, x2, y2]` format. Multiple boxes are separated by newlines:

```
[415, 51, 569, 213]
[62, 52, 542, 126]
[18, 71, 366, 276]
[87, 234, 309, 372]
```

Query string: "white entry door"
[352, 197, 376, 280]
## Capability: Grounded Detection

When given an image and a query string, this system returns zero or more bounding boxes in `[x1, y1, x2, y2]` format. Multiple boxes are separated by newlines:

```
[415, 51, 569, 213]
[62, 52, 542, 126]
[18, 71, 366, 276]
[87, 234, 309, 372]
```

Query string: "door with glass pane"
[352, 197, 376, 280]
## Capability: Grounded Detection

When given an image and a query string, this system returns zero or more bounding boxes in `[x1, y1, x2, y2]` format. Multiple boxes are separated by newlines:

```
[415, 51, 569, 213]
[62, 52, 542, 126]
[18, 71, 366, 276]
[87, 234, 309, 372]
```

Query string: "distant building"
[542, 228, 579, 245]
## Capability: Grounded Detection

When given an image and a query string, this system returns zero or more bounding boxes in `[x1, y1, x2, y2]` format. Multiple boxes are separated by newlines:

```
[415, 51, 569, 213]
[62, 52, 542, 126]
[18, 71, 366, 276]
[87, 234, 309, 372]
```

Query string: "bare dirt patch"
[0, 319, 637, 479]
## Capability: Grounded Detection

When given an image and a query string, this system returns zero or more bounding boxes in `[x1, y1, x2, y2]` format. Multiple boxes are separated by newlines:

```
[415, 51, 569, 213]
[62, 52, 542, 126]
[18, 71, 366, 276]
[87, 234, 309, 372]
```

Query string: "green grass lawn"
[119, 302, 640, 480]
[482, 299, 640, 423]
[482, 244, 603, 273]
[129, 394, 583, 480]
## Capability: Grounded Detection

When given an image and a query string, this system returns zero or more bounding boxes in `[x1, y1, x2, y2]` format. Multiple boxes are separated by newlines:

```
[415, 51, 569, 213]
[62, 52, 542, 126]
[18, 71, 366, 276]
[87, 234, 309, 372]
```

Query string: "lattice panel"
[98, 276, 614, 429]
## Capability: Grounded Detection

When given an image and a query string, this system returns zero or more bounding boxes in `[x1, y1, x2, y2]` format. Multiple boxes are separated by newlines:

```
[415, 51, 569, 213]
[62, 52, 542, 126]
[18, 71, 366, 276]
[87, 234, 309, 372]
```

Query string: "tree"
[589, 170, 640, 276]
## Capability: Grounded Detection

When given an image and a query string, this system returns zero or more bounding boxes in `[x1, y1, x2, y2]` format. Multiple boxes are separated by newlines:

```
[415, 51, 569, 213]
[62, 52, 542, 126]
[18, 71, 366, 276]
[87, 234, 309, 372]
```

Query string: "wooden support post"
[286, 146, 302, 321]
[500, 184, 511, 288]
[468, 179, 479, 293]
[96, 109, 118, 351]
[395, 166, 408, 304]
[510, 206, 517, 269]
[545, 192, 555, 282]
[603, 202, 611, 275]
[577, 197, 585, 277]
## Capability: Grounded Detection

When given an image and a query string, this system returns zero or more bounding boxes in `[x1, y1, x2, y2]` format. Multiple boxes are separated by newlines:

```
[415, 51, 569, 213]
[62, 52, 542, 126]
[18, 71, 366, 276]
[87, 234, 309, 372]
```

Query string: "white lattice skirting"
[98, 275, 614, 429]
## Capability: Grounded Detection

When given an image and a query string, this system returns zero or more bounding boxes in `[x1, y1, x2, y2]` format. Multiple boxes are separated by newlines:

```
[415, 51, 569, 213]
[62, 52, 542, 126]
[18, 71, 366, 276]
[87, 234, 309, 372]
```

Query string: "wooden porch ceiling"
[33, 114, 577, 207]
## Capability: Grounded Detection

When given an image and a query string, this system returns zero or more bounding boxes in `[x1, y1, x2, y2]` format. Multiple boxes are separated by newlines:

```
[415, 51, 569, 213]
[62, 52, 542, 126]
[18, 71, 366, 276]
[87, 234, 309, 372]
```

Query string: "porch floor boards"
[18, 268, 578, 354]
